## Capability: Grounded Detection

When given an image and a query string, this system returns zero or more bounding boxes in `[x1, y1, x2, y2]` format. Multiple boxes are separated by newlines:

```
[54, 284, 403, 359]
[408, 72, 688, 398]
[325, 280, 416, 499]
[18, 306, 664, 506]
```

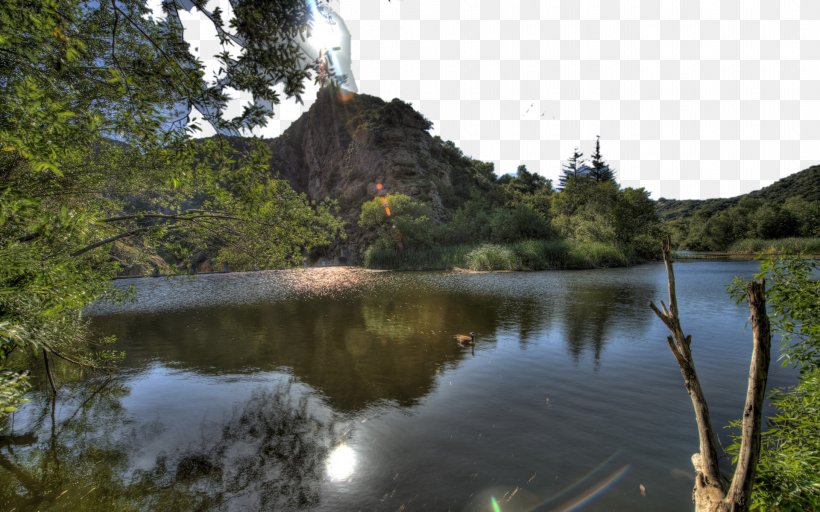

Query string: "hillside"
[658, 166, 820, 251]
[656, 165, 820, 221]
[254, 87, 497, 261]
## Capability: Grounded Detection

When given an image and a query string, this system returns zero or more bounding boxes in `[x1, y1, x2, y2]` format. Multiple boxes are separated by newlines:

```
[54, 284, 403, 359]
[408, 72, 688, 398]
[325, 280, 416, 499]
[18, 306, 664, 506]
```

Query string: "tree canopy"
[0, 0, 344, 415]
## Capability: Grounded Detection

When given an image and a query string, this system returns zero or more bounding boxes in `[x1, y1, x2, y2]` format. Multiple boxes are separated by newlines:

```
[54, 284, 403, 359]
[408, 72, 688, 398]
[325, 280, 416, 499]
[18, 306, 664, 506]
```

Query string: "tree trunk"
[723, 281, 771, 511]
[650, 237, 772, 512]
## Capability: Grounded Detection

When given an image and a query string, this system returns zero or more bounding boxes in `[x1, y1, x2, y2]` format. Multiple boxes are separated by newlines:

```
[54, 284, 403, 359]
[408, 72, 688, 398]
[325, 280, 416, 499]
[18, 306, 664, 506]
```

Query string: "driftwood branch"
[650, 236, 773, 512]
[650, 236, 724, 493]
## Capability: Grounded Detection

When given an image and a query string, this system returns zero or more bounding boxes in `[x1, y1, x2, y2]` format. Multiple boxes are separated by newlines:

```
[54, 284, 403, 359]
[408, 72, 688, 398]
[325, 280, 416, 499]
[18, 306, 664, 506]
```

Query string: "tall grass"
[514, 240, 629, 270]
[728, 238, 820, 255]
[464, 244, 518, 271]
[362, 244, 474, 270]
[363, 239, 634, 271]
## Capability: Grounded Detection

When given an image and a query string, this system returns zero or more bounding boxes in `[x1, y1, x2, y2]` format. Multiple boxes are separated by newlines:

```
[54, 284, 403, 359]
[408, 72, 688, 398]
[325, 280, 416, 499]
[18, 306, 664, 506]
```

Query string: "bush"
[464, 244, 519, 271]
[487, 205, 551, 243]
[513, 239, 573, 270]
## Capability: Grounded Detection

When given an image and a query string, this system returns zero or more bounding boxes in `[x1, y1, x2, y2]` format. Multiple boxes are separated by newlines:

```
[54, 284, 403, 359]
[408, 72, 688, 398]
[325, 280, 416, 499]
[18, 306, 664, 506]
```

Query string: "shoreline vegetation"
[363, 239, 636, 271]
[117, 236, 820, 277]
[673, 237, 820, 260]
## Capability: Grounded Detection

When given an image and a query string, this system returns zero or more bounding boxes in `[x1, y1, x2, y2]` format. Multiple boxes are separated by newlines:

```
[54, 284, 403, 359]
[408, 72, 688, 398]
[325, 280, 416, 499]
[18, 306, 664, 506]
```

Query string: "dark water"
[0, 263, 798, 511]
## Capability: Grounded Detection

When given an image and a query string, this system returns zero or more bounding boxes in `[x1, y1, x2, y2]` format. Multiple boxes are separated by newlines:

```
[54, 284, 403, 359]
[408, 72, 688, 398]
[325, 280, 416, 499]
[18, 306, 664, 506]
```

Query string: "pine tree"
[589, 136, 615, 182]
[559, 147, 584, 189]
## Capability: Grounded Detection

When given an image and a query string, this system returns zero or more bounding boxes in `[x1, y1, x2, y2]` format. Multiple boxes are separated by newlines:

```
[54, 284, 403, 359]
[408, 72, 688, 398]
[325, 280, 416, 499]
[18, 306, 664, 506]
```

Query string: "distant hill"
[656, 165, 820, 221]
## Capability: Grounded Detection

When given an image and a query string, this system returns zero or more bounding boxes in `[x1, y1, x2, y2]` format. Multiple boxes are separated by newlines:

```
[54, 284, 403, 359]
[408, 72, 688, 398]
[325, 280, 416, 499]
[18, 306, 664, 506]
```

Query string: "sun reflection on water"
[326, 444, 357, 482]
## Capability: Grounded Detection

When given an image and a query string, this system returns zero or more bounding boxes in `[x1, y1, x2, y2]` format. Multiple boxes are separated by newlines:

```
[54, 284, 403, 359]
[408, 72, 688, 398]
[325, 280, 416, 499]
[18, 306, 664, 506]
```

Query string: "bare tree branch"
[70, 226, 149, 257]
[651, 236, 774, 512]
[650, 236, 725, 499]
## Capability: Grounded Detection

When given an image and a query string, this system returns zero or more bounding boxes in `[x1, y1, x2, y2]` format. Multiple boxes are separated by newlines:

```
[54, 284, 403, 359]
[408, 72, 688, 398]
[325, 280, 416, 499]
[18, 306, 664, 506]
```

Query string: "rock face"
[263, 87, 496, 262]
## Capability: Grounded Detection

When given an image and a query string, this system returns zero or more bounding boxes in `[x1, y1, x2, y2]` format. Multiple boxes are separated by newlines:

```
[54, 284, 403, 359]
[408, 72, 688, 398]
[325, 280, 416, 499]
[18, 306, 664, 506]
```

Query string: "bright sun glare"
[308, 21, 339, 52]
[326, 444, 357, 482]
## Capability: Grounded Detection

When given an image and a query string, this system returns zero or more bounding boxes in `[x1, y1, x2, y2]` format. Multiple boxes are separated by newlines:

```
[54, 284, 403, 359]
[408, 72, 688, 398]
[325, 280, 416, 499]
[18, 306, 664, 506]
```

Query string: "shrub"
[488, 205, 552, 243]
[464, 244, 519, 271]
[513, 239, 573, 270]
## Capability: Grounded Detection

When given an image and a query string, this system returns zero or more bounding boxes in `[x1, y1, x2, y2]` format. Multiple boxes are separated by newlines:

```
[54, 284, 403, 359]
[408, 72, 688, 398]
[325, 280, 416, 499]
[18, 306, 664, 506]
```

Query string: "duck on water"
[453, 332, 477, 346]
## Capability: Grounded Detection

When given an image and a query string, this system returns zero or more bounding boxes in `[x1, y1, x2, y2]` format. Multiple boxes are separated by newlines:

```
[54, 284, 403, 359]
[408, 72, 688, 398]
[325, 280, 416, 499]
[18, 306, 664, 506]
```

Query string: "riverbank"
[674, 237, 820, 260]
[362, 239, 650, 271]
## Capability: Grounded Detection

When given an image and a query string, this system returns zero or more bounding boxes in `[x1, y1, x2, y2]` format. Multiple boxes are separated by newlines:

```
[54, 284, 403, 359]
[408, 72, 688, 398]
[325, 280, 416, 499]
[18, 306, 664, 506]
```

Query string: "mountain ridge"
[656, 165, 820, 221]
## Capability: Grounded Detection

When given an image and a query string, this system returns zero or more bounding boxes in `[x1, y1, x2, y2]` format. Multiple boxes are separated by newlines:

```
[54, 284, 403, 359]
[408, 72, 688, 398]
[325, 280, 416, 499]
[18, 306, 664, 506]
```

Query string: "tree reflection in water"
[0, 380, 342, 511]
[561, 281, 654, 368]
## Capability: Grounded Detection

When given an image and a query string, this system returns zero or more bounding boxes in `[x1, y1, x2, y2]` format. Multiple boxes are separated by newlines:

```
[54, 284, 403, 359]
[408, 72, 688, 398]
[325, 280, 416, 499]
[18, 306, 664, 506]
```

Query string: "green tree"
[559, 147, 585, 189]
[0, 0, 345, 416]
[551, 178, 660, 258]
[783, 197, 820, 238]
[588, 136, 615, 182]
[612, 187, 663, 257]
[552, 179, 619, 242]
[498, 165, 552, 195]
[498, 165, 553, 225]
[358, 194, 433, 252]
[751, 205, 798, 240]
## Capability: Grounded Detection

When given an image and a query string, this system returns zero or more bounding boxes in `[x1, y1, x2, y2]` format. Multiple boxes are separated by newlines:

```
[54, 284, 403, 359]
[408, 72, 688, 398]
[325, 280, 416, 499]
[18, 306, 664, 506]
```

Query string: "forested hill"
[659, 165, 820, 251]
[656, 165, 820, 221]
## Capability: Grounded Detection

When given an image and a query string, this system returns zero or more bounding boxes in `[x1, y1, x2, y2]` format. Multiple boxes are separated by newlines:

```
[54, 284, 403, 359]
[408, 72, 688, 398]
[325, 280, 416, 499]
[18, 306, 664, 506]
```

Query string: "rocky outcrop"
[263, 87, 496, 262]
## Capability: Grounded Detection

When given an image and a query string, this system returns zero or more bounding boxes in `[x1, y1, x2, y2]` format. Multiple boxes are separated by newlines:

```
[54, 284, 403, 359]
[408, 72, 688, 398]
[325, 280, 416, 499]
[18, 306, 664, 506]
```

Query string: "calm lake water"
[0, 262, 798, 511]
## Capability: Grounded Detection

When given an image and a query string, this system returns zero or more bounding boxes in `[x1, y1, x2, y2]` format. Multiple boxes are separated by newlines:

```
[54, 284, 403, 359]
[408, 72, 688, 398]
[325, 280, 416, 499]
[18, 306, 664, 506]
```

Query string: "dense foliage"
[669, 195, 819, 251]
[660, 166, 820, 251]
[728, 257, 820, 510]
[359, 164, 662, 270]
[0, 0, 342, 416]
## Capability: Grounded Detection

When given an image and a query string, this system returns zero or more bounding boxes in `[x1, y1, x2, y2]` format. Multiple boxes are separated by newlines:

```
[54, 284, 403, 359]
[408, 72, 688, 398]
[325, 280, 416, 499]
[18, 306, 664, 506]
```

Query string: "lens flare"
[552, 465, 631, 512]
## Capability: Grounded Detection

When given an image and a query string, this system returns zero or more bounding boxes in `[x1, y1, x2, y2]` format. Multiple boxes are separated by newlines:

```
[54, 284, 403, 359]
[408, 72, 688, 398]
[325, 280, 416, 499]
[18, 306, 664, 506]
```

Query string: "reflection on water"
[0, 379, 340, 511]
[0, 263, 799, 511]
[325, 444, 356, 482]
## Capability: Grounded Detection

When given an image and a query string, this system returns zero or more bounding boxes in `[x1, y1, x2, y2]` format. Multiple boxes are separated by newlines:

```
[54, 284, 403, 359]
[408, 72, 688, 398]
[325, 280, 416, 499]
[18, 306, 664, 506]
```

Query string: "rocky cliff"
[261, 87, 496, 262]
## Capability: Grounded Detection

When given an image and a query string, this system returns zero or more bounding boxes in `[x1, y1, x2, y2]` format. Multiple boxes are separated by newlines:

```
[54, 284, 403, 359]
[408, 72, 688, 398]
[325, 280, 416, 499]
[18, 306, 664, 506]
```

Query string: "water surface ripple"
[1, 262, 797, 511]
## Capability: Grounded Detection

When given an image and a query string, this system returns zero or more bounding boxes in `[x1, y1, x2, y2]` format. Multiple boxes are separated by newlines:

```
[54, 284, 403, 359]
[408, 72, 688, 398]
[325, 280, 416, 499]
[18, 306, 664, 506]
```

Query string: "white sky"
[154, 0, 820, 200]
